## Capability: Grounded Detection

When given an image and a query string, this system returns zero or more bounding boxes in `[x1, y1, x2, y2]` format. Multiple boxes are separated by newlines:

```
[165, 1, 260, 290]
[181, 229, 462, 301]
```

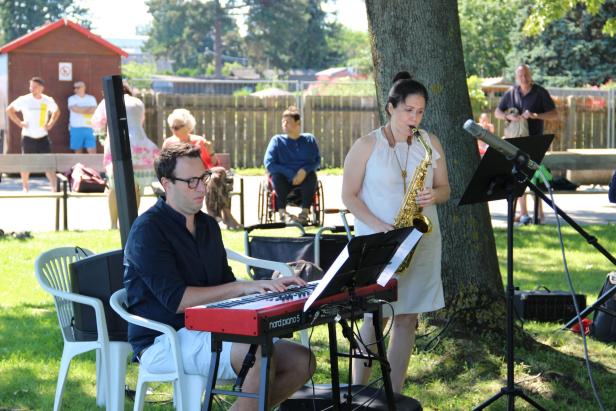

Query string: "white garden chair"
[35, 247, 132, 411]
[110, 288, 207, 411]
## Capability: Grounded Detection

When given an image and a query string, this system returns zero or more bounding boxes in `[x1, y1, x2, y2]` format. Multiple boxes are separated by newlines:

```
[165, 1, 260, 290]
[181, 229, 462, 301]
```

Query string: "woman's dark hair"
[155, 142, 201, 182]
[386, 71, 428, 116]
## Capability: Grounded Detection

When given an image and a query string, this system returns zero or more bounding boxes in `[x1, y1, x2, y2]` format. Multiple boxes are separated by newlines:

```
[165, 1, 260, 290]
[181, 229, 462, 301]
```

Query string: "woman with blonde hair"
[163, 108, 241, 229]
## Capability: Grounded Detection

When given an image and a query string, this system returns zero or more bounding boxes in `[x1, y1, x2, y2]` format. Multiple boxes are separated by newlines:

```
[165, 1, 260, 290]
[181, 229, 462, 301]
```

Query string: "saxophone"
[393, 127, 433, 273]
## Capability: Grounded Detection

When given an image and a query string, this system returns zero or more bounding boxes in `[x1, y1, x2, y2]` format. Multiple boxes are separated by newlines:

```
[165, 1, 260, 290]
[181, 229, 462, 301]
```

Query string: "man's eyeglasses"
[171, 124, 185, 131]
[169, 171, 212, 189]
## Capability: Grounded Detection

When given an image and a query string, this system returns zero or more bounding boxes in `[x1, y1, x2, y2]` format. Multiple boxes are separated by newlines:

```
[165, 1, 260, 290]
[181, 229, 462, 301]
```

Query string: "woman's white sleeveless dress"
[355, 127, 444, 315]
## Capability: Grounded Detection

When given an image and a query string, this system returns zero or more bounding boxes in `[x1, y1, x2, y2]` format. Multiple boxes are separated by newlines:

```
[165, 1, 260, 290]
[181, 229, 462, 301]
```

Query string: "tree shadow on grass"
[409, 326, 616, 409]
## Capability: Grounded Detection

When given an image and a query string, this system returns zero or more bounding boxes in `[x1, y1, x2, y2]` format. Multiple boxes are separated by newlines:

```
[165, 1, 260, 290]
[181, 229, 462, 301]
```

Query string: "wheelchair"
[243, 211, 353, 280]
[257, 174, 324, 226]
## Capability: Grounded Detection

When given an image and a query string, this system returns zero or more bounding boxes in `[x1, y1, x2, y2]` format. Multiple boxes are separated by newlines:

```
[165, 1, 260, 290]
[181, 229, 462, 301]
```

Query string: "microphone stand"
[474, 154, 546, 411]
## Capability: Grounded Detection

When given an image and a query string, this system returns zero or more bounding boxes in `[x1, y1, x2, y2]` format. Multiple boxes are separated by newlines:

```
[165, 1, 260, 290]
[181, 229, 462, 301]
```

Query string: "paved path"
[0, 175, 614, 233]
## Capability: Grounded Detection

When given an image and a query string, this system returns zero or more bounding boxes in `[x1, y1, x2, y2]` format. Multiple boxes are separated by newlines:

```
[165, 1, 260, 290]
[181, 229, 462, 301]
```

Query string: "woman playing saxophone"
[341, 71, 450, 394]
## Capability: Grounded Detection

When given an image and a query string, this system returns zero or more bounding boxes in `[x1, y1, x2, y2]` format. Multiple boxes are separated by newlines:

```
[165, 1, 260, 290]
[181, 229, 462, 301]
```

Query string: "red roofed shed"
[0, 19, 127, 153]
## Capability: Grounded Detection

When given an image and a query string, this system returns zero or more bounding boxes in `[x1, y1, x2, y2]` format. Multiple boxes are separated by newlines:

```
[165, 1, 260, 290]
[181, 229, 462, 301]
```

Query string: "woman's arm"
[201, 137, 218, 164]
[417, 133, 450, 207]
[342, 134, 393, 233]
[162, 136, 179, 149]
[91, 100, 107, 129]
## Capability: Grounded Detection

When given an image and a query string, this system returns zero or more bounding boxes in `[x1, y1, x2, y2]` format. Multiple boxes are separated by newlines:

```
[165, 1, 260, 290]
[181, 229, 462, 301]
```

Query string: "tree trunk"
[366, 0, 505, 329]
[213, 0, 224, 78]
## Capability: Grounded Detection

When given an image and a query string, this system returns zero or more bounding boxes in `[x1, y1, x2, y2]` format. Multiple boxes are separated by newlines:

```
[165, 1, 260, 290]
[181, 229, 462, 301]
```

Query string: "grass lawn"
[0, 225, 615, 410]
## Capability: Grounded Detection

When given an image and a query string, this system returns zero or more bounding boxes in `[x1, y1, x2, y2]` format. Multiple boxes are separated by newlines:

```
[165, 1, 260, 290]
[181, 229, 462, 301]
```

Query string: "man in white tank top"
[6, 77, 60, 192]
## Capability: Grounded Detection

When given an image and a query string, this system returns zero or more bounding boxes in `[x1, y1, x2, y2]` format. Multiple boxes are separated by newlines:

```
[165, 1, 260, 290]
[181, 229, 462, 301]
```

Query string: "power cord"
[537, 170, 605, 411]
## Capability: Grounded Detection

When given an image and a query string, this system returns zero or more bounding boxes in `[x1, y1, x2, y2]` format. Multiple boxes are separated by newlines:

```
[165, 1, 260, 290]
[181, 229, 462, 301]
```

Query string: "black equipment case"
[70, 249, 127, 341]
[514, 288, 586, 323]
[591, 272, 616, 342]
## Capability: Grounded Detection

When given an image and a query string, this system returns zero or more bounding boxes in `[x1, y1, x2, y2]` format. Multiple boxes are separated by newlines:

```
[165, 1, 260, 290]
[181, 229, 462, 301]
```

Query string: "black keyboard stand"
[329, 302, 396, 411]
[201, 300, 395, 411]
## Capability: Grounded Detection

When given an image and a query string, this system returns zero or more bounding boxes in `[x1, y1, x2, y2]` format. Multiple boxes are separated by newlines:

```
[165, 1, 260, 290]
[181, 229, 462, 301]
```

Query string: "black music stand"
[305, 226, 419, 306]
[309, 226, 418, 411]
[460, 135, 553, 411]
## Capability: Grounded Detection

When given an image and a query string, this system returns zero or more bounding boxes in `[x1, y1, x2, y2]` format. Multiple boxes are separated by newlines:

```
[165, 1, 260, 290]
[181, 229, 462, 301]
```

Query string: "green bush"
[467, 75, 489, 117]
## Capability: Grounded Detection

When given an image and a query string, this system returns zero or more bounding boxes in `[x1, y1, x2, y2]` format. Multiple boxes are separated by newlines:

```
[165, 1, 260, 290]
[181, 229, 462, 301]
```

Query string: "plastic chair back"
[36, 247, 94, 342]
[35, 247, 132, 411]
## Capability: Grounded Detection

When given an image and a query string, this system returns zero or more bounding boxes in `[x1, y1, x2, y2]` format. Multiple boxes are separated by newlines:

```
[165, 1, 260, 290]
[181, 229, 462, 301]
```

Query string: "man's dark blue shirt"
[124, 198, 236, 357]
[263, 133, 321, 182]
[497, 84, 556, 136]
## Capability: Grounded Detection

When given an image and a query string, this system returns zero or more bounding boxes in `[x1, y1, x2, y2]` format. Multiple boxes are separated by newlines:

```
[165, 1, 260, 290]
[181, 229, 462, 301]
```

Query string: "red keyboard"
[185, 280, 397, 337]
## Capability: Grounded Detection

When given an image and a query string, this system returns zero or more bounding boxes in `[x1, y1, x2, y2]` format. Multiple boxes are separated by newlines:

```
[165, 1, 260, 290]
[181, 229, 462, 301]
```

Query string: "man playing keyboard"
[124, 142, 315, 410]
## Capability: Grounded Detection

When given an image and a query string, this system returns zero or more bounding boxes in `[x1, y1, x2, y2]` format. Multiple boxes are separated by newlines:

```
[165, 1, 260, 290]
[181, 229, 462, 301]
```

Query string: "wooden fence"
[137, 91, 380, 168]
[136, 87, 614, 168]
[484, 87, 615, 152]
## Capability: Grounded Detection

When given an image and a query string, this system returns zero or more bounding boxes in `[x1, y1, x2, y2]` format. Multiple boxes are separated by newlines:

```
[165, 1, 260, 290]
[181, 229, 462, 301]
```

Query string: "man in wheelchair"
[264, 106, 321, 224]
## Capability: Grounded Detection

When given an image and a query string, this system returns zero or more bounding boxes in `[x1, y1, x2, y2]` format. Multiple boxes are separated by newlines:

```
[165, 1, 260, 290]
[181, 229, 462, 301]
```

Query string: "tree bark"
[366, 0, 505, 328]
[213, 0, 224, 78]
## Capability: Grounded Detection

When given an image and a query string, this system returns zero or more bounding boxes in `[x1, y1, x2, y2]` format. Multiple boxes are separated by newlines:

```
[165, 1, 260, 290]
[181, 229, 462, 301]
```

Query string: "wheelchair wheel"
[257, 180, 270, 224]
[311, 180, 325, 226]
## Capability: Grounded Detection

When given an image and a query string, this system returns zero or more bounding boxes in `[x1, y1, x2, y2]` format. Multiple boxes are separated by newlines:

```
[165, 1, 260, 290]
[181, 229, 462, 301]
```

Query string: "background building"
[0, 19, 127, 153]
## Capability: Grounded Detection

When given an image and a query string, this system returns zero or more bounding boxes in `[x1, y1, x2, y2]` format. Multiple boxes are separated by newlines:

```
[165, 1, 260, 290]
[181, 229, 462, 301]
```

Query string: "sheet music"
[376, 229, 423, 286]
[303, 245, 349, 312]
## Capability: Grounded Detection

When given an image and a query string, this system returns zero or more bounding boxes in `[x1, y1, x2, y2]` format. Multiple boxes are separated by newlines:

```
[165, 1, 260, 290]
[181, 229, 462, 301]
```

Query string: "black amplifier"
[70, 249, 127, 341]
[514, 289, 586, 323]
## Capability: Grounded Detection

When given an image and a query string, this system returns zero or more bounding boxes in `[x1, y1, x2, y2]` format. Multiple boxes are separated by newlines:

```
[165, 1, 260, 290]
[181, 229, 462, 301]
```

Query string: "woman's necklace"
[385, 125, 411, 193]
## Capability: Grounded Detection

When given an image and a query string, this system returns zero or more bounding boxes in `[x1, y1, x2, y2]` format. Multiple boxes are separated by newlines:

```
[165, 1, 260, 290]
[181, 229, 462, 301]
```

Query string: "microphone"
[463, 119, 540, 171]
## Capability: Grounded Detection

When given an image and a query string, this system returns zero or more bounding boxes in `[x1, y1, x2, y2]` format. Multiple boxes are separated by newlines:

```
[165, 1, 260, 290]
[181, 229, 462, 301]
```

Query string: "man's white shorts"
[140, 328, 237, 380]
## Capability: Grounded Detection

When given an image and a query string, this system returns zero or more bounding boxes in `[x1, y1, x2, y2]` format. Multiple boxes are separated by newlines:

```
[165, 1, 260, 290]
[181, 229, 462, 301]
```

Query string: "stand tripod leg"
[516, 388, 547, 409]
[474, 388, 547, 411]
[328, 322, 341, 411]
[474, 192, 545, 411]
[338, 319, 356, 408]
[258, 342, 272, 411]
[372, 307, 395, 411]
[204, 339, 222, 411]
[473, 388, 506, 410]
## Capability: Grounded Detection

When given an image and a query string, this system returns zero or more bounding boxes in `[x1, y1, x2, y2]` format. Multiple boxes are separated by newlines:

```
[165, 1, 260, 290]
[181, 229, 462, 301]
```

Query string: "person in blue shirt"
[264, 106, 321, 224]
[124, 143, 314, 410]
[609, 170, 616, 203]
